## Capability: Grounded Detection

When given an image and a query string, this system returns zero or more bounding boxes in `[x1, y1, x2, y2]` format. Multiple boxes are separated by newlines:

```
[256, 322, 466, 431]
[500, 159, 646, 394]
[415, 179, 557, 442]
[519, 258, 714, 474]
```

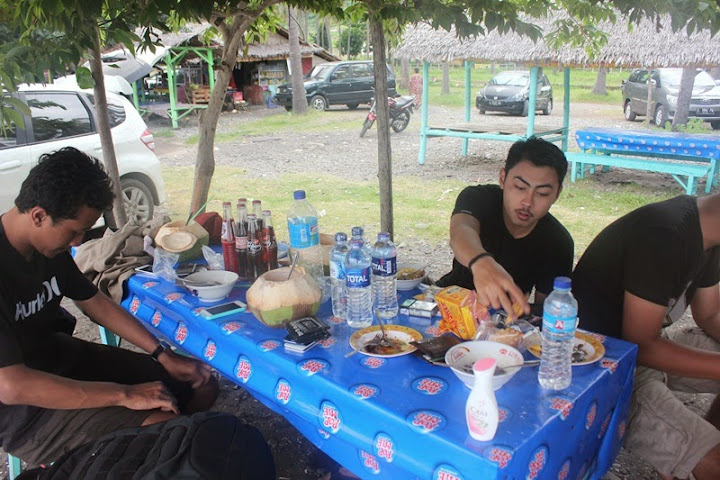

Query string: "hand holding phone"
[197, 301, 246, 319]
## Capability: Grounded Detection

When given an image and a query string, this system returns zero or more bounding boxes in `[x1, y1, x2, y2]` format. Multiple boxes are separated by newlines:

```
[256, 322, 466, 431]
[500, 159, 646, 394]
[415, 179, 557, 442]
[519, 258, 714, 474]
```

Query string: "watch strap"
[150, 342, 166, 361]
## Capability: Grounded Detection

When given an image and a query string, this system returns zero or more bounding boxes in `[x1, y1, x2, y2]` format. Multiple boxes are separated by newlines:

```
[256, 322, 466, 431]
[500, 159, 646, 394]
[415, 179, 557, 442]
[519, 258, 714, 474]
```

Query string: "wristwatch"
[151, 341, 171, 361]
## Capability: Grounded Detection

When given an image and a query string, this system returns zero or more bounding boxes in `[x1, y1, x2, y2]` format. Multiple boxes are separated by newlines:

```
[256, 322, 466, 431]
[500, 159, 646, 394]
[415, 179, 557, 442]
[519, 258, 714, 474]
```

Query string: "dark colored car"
[621, 68, 720, 129]
[275, 61, 396, 111]
[476, 70, 553, 116]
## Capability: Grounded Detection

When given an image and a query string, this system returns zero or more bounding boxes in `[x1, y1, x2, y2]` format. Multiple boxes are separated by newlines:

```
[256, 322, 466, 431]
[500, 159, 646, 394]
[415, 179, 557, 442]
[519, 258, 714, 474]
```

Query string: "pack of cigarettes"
[283, 338, 320, 353]
[400, 298, 439, 318]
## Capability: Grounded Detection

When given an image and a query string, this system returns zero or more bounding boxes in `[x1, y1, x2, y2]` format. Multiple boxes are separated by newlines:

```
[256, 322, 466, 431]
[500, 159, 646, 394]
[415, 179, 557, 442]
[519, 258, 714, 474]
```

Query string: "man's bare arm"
[623, 291, 720, 379]
[449, 213, 529, 316]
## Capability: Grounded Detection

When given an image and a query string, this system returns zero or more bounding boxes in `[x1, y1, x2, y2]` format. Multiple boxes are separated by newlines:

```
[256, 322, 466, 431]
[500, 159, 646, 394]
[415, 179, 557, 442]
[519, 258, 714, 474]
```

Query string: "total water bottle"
[287, 190, 323, 280]
[371, 232, 398, 322]
[345, 238, 373, 328]
[351, 226, 372, 256]
[538, 277, 578, 390]
[329, 232, 350, 319]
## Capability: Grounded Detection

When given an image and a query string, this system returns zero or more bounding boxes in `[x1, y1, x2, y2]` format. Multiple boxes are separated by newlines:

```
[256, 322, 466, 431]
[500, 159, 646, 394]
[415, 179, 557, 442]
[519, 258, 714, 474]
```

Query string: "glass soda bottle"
[287, 190, 323, 281]
[538, 277, 578, 390]
[247, 213, 265, 280]
[329, 232, 349, 319]
[261, 210, 278, 271]
[235, 201, 249, 279]
[221, 201, 239, 274]
[345, 238, 373, 328]
[371, 232, 398, 322]
[252, 199, 264, 229]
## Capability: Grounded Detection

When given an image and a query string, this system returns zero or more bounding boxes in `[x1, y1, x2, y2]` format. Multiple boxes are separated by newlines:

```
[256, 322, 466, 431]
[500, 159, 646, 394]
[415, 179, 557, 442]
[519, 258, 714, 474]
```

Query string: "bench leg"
[571, 161, 578, 182]
[8, 453, 22, 479]
[602, 165, 610, 173]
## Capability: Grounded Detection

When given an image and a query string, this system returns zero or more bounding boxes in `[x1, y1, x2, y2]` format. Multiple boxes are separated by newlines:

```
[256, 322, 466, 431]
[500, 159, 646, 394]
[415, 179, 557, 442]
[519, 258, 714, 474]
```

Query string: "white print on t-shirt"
[14, 276, 61, 322]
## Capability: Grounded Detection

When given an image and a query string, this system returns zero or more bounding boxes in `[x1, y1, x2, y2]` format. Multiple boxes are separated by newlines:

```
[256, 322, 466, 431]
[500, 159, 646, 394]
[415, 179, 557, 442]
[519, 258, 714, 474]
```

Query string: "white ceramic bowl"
[445, 340, 524, 390]
[396, 263, 428, 291]
[183, 270, 238, 302]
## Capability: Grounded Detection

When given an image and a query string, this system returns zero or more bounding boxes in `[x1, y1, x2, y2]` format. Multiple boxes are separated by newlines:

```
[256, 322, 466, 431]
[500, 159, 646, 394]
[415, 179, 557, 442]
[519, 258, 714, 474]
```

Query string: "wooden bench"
[567, 151, 712, 194]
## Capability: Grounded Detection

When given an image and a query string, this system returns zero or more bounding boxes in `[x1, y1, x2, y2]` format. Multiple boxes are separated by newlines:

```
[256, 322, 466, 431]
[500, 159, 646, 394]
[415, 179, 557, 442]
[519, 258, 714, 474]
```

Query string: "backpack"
[17, 412, 275, 480]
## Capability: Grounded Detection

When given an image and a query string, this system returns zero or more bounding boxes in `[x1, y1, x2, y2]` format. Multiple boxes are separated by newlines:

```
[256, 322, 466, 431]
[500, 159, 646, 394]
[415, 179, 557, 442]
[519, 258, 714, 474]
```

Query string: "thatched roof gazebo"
[393, 15, 720, 164]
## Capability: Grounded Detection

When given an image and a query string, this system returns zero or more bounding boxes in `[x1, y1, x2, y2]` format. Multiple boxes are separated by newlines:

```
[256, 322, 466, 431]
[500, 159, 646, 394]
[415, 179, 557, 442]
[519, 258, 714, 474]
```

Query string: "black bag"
[17, 412, 275, 480]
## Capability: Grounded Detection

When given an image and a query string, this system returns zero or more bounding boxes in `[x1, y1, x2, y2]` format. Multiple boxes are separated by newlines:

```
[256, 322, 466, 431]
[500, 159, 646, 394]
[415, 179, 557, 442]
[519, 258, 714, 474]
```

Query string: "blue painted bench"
[567, 151, 711, 194]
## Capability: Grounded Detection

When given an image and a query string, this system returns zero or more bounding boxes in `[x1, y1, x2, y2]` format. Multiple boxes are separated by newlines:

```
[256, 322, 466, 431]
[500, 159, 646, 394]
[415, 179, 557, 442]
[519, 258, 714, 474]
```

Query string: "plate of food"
[349, 325, 423, 358]
[525, 331, 605, 366]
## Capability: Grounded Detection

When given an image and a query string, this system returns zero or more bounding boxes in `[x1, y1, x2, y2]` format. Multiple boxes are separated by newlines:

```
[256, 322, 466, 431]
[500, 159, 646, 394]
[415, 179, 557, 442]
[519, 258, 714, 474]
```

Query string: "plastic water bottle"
[466, 358, 499, 441]
[371, 232, 398, 322]
[345, 238, 373, 328]
[287, 190, 323, 281]
[329, 232, 349, 319]
[538, 277, 578, 390]
[351, 226, 372, 256]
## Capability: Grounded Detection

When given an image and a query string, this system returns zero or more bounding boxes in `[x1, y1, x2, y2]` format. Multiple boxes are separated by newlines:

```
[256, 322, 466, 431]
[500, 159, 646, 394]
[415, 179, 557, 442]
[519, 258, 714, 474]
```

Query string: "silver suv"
[621, 68, 720, 129]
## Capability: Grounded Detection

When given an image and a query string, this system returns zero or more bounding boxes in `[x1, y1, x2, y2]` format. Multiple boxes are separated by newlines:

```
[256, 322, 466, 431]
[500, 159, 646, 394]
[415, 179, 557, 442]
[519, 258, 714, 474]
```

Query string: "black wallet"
[284, 316, 330, 344]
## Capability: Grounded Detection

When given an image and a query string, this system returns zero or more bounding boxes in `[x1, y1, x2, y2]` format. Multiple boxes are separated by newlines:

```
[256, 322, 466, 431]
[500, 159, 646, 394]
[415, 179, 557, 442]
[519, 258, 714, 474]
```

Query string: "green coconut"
[245, 266, 322, 328]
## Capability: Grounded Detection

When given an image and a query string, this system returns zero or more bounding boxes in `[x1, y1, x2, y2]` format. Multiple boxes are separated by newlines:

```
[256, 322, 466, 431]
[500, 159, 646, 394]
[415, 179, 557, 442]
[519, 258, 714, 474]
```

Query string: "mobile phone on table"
[197, 300, 246, 319]
[134, 264, 154, 274]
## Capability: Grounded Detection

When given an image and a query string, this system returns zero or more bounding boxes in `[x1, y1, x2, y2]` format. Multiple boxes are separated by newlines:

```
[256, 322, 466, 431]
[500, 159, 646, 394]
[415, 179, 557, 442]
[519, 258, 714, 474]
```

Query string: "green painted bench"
[567, 151, 712, 195]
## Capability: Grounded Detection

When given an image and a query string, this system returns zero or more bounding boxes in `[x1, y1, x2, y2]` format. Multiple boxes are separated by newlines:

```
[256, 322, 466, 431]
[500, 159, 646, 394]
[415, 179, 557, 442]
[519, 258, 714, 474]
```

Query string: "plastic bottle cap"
[473, 358, 496, 372]
[335, 232, 348, 242]
[553, 276, 572, 290]
[293, 190, 306, 200]
[377, 232, 389, 241]
[351, 226, 364, 236]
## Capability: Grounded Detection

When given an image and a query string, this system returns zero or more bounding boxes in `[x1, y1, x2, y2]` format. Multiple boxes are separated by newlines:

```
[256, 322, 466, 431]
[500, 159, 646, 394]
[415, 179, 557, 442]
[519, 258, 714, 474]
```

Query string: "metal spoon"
[494, 359, 541, 376]
[377, 318, 392, 347]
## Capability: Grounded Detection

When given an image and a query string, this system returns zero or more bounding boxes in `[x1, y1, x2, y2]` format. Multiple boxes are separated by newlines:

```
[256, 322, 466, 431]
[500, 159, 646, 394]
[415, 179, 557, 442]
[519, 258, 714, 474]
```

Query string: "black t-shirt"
[0, 217, 97, 448]
[572, 195, 720, 338]
[437, 184, 574, 296]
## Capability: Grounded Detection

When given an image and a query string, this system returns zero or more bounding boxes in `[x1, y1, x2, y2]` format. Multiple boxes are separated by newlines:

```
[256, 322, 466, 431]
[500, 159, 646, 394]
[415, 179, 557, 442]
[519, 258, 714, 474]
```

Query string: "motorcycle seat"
[394, 96, 415, 108]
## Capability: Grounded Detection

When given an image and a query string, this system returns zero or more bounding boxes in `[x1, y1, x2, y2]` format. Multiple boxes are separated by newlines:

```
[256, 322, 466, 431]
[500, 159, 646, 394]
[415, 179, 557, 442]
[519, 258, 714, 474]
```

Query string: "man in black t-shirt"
[437, 137, 573, 317]
[573, 195, 720, 479]
[0, 148, 218, 466]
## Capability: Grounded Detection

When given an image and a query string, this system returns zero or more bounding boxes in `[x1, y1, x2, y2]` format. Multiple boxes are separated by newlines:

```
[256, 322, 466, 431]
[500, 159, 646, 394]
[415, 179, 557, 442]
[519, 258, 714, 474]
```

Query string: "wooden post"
[645, 78, 655, 126]
[562, 67, 570, 151]
[526, 66, 538, 137]
[418, 61, 430, 165]
[462, 61, 472, 155]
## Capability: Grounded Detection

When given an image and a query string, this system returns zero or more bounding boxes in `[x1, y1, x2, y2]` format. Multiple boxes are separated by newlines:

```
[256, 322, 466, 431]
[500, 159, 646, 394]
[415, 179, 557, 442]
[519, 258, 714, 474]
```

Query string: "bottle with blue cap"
[287, 190, 323, 280]
[344, 238, 373, 328]
[538, 276, 578, 390]
[329, 232, 349, 319]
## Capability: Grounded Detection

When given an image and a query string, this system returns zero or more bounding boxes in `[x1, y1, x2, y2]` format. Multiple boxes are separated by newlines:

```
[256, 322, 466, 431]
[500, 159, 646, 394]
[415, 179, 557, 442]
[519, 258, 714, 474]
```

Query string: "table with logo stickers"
[121, 273, 637, 480]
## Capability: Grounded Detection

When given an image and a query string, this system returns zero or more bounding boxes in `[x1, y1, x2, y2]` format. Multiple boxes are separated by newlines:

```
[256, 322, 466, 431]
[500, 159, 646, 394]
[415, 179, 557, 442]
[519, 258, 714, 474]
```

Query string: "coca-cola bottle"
[235, 202, 249, 279]
[252, 199, 264, 229]
[247, 214, 265, 279]
[221, 202, 239, 274]
[237, 199, 249, 233]
[262, 210, 279, 271]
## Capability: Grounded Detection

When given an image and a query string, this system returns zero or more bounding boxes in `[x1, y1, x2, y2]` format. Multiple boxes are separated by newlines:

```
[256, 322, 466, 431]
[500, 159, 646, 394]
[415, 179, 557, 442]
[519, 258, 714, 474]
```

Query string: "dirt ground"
[1, 100, 715, 479]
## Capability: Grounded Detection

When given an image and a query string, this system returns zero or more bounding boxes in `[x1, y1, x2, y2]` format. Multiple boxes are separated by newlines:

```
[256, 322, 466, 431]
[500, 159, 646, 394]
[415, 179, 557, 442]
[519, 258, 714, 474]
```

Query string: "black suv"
[275, 61, 396, 111]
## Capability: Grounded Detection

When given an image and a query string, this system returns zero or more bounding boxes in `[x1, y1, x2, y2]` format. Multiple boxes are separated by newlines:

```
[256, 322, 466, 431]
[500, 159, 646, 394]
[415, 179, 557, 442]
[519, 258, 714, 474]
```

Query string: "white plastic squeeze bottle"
[465, 358, 499, 441]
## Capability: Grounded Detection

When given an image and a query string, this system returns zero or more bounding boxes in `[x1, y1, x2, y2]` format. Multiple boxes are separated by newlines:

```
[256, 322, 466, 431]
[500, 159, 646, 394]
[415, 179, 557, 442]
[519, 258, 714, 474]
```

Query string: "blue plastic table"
[121, 274, 637, 480]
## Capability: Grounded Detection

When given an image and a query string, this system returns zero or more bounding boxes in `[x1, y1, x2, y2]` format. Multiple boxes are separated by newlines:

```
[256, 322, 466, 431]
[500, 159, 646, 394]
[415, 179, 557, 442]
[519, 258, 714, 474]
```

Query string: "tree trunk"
[399, 57, 409, 90]
[672, 67, 695, 130]
[366, 19, 370, 59]
[346, 20, 351, 59]
[370, 14, 393, 238]
[324, 20, 332, 52]
[592, 67, 607, 95]
[441, 62, 450, 95]
[190, 17, 250, 215]
[89, 28, 127, 228]
[299, 9, 308, 42]
[289, 6, 308, 114]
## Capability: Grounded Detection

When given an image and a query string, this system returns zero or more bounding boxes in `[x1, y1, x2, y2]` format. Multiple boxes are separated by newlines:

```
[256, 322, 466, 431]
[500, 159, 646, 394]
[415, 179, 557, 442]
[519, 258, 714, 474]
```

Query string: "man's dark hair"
[504, 136, 568, 186]
[15, 147, 114, 220]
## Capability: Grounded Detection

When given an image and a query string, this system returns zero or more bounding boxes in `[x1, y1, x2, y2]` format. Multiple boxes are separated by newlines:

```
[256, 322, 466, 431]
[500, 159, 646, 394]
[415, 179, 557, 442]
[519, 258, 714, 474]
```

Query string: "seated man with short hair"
[436, 136, 574, 317]
[573, 194, 720, 480]
[0, 147, 218, 465]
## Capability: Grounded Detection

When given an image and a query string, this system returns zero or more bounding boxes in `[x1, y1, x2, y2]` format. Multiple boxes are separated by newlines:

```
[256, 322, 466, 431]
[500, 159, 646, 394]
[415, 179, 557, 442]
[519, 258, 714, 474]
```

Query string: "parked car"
[0, 83, 165, 227]
[476, 70, 553, 116]
[621, 68, 720, 129]
[275, 60, 397, 111]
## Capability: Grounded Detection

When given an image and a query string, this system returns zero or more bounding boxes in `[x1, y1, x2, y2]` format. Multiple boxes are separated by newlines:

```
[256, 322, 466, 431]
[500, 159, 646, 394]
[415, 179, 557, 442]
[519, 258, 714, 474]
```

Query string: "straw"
[186, 196, 214, 225]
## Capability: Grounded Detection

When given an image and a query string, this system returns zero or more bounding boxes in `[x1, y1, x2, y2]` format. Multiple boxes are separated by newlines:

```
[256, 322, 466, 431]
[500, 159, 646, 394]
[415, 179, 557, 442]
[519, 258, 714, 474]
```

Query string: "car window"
[0, 121, 17, 149]
[650, 71, 660, 85]
[332, 66, 351, 80]
[490, 72, 529, 87]
[635, 70, 649, 84]
[658, 69, 717, 89]
[350, 63, 372, 78]
[305, 64, 333, 80]
[85, 93, 126, 128]
[26, 92, 93, 142]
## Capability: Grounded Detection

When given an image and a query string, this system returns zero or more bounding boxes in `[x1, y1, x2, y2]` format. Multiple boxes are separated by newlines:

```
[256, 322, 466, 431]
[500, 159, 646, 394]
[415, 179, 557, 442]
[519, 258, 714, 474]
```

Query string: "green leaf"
[75, 67, 95, 90]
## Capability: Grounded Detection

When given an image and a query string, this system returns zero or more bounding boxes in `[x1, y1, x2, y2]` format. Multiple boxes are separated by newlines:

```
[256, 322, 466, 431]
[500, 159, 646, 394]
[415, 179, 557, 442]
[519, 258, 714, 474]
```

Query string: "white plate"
[526, 332, 605, 366]
[349, 325, 423, 358]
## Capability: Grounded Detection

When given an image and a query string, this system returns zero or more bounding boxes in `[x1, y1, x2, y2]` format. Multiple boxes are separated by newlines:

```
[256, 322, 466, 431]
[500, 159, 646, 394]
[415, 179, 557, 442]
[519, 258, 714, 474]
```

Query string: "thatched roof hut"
[393, 15, 720, 68]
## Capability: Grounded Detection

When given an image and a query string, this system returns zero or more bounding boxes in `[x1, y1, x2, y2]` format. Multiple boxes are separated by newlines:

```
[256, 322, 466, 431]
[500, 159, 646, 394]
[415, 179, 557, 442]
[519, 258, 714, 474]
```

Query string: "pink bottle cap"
[473, 358, 496, 372]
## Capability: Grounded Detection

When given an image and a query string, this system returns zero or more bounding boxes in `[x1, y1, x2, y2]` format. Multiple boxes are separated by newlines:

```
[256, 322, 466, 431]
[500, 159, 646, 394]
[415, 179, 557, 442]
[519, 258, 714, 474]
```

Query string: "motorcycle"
[359, 95, 415, 138]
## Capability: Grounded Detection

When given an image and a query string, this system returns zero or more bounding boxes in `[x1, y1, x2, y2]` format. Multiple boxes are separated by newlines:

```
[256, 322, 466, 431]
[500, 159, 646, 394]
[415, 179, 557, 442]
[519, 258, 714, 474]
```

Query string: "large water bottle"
[287, 190, 323, 280]
[371, 232, 398, 322]
[345, 238, 373, 328]
[329, 232, 349, 319]
[538, 277, 578, 390]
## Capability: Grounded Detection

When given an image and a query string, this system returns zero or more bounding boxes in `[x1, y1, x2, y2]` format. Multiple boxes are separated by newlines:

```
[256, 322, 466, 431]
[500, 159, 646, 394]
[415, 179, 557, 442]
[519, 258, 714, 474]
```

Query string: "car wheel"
[712, 121, 720, 130]
[310, 95, 327, 111]
[121, 178, 155, 225]
[390, 112, 411, 133]
[479, 108, 486, 115]
[284, 106, 292, 112]
[520, 100, 529, 117]
[346, 103, 359, 110]
[542, 99, 553, 115]
[654, 105, 668, 127]
[624, 101, 636, 121]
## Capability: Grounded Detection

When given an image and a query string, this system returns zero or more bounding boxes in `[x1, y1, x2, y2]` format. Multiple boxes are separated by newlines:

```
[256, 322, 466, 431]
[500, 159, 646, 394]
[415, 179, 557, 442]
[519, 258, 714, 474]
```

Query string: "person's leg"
[183, 375, 219, 413]
[694, 443, 720, 480]
[706, 395, 720, 429]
